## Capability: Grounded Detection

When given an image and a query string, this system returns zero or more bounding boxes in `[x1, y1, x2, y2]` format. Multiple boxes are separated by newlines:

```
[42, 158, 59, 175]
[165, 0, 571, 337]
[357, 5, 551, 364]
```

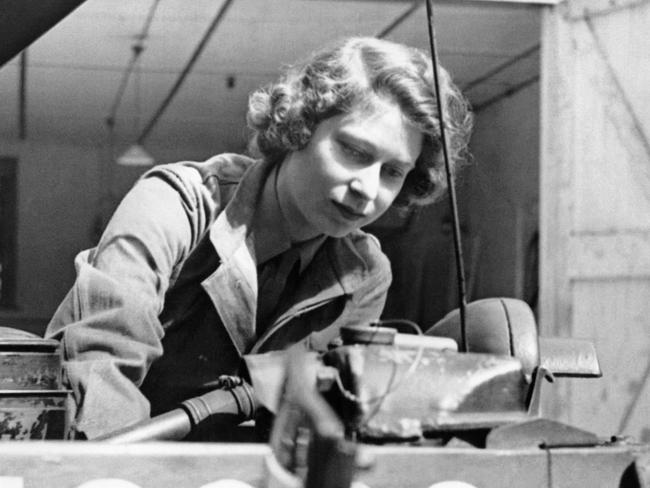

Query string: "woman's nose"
[349, 164, 381, 201]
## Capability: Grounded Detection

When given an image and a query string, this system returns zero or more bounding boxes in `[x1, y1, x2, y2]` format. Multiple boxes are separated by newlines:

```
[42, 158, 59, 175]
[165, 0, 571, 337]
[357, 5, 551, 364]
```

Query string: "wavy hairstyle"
[246, 37, 473, 207]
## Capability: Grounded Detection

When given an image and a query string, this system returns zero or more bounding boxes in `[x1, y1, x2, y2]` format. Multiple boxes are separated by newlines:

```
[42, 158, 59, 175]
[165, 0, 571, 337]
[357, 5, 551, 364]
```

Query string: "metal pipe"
[98, 383, 257, 443]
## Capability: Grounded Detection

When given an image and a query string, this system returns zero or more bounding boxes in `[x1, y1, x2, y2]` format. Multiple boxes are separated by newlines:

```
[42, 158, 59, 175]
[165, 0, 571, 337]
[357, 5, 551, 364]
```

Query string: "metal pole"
[425, 0, 468, 351]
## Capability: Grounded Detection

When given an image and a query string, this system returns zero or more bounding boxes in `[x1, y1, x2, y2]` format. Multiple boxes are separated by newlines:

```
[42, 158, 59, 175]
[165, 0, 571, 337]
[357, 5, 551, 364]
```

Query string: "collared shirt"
[45, 154, 390, 439]
[251, 164, 325, 272]
[253, 165, 326, 332]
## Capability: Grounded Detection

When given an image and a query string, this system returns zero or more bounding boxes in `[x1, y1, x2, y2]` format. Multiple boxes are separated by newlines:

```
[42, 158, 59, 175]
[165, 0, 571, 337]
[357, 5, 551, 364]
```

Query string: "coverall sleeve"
[46, 164, 218, 439]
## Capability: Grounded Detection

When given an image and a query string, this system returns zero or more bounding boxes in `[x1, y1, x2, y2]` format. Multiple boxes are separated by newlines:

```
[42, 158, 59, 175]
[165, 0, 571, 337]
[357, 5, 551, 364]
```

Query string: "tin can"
[0, 327, 70, 439]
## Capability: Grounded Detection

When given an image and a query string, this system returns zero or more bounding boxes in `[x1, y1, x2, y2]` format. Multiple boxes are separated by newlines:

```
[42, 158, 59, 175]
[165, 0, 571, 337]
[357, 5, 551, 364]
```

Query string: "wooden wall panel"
[540, 0, 650, 442]
[571, 280, 650, 439]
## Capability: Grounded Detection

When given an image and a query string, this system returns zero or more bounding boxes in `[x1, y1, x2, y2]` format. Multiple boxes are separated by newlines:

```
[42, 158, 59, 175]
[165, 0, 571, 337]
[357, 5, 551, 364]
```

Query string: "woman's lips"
[332, 201, 366, 221]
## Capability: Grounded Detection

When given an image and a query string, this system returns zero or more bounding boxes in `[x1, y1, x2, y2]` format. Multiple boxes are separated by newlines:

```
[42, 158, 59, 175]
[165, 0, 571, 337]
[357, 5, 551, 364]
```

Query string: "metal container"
[0, 327, 70, 439]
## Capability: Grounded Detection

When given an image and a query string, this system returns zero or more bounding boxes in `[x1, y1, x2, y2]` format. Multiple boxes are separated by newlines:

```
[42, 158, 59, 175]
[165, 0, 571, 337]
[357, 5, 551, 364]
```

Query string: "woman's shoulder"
[145, 153, 255, 184]
[141, 153, 257, 205]
[189, 153, 257, 183]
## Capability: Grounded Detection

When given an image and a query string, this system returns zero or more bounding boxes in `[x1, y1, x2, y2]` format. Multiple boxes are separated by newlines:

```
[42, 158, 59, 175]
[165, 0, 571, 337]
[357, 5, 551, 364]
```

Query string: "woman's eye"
[339, 141, 367, 162]
[382, 165, 405, 179]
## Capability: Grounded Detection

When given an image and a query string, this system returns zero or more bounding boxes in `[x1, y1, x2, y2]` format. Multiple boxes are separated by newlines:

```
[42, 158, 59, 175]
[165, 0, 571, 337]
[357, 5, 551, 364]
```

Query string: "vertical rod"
[425, 0, 468, 351]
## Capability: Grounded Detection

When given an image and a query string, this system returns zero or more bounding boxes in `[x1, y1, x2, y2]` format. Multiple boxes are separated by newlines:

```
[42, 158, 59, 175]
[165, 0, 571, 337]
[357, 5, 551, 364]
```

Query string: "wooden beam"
[0, 441, 643, 488]
[469, 0, 560, 4]
[569, 232, 650, 279]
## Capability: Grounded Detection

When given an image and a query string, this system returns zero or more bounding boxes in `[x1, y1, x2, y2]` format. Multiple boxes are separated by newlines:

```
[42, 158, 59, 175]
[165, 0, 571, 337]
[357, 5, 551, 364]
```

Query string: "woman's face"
[277, 97, 423, 240]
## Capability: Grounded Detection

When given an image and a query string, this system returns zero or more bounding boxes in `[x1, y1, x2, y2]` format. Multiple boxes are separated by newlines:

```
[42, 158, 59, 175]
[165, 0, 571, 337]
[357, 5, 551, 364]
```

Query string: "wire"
[375, 1, 423, 39]
[461, 44, 540, 93]
[371, 318, 423, 335]
[393, 319, 422, 335]
[137, 0, 236, 144]
[472, 74, 539, 113]
[105, 0, 162, 128]
[332, 323, 427, 432]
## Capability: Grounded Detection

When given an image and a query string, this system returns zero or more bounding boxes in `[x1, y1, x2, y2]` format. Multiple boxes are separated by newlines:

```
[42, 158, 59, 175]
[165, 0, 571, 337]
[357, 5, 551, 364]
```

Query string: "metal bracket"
[485, 417, 600, 449]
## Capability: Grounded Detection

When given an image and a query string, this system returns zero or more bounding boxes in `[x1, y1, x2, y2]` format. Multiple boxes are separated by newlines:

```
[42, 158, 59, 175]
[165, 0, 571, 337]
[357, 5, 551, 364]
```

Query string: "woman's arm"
[46, 164, 219, 439]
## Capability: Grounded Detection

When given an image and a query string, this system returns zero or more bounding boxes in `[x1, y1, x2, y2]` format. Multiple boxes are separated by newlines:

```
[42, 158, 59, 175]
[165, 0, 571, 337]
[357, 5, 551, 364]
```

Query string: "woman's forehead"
[334, 99, 423, 166]
[348, 93, 401, 117]
[344, 95, 421, 134]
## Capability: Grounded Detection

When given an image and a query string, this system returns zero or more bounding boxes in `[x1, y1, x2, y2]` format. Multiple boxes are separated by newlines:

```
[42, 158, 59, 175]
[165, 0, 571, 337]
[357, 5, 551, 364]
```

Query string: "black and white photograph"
[0, 0, 648, 486]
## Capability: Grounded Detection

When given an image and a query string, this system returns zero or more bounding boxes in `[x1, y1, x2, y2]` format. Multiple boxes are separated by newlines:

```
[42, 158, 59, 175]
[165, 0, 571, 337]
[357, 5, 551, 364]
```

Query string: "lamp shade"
[117, 144, 154, 166]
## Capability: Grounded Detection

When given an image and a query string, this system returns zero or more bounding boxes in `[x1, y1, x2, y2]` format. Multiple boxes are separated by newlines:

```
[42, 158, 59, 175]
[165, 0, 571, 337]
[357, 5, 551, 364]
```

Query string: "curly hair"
[246, 37, 473, 207]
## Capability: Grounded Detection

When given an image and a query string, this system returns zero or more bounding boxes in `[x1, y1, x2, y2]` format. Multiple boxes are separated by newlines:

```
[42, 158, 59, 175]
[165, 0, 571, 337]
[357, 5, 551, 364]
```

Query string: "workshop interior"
[0, 0, 649, 487]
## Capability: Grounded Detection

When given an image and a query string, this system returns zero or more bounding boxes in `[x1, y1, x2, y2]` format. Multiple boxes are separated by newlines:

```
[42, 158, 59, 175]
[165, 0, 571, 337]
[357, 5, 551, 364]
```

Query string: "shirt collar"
[252, 165, 326, 273]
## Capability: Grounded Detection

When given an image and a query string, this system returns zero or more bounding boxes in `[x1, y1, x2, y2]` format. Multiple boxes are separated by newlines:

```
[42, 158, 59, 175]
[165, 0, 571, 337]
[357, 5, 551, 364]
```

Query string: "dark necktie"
[256, 247, 301, 334]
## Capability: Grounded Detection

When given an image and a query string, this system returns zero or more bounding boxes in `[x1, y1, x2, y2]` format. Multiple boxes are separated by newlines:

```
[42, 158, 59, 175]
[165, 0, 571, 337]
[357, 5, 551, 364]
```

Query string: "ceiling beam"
[468, 0, 559, 4]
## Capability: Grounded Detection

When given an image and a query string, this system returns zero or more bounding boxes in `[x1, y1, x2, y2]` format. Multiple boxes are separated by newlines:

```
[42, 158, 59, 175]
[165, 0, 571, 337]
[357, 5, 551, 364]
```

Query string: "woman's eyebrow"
[337, 130, 370, 150]
[338, 130, 416, 168]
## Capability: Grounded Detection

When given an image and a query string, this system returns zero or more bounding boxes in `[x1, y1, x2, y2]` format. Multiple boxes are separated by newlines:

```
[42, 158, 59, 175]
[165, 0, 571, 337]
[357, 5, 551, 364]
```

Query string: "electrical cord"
[332, 319, 427, 430]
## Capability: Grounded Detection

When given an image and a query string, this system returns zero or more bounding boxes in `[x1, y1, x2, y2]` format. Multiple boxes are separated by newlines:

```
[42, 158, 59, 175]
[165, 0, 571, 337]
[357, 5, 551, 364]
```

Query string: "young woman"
[46, 37, 473, 439]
